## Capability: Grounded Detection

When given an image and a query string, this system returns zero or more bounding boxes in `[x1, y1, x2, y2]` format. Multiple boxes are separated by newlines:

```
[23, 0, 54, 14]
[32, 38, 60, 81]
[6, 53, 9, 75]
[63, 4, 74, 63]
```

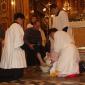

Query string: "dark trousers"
[25, 44, 45, 66]
[0, 68, 23, 82]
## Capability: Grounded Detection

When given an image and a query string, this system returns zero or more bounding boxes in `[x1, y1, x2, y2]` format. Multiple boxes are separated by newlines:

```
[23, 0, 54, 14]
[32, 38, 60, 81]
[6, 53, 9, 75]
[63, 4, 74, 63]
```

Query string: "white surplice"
[49, 37, 54, 52]
[49, 37, 58, 62]
[50, 31, 80, 77]
[0, 23, 27, 69]
[52, 10, 72, 36]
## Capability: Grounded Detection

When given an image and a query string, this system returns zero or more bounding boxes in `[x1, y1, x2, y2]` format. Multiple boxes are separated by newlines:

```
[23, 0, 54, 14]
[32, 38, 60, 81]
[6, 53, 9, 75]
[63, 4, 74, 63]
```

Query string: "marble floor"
[0, 67, 85, 85]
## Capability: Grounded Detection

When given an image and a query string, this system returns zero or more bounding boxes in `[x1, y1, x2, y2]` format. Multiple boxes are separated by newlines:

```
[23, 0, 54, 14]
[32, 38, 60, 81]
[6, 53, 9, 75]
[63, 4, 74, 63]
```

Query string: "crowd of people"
[0, 4, 80, 82]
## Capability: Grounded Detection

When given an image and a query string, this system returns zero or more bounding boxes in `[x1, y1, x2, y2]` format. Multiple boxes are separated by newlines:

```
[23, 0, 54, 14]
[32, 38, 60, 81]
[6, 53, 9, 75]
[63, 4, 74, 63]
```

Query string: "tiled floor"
[0, 67, 85, 85]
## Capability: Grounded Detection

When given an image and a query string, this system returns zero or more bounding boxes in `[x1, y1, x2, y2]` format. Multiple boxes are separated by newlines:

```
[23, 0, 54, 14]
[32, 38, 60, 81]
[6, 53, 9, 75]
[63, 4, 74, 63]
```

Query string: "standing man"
[0, 13, 27, 81]
[51, 4, 72, 36]
[24, 20, 46, 66]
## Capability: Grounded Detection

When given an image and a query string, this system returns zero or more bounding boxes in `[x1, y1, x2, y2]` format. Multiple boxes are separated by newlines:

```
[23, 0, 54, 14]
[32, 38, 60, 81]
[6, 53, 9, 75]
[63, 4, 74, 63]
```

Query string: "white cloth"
[49, 37, 58, 62]
[27, 23, 33, 28]
[52, 10, 72, 36]
[0, 23, 27, 69]
[54, 31, 75, 53]
[50, 31, 80, 77]
[49, 37, 54, 52]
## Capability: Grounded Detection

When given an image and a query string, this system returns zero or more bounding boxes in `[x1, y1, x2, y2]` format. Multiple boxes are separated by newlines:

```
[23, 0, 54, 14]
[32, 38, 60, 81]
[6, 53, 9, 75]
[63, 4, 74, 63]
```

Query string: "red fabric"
[66, 74, 77, 78]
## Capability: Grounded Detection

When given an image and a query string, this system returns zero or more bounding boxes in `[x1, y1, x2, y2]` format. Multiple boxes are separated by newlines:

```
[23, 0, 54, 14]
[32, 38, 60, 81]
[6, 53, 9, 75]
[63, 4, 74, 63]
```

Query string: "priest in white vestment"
[51, 4, 72, 36]
[50, 31, 80, 77]
[0, 13, 27, 81]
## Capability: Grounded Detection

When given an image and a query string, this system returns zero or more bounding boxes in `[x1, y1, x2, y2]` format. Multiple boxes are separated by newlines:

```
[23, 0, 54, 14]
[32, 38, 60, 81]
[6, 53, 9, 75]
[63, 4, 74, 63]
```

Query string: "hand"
[28, 44, 34, 49]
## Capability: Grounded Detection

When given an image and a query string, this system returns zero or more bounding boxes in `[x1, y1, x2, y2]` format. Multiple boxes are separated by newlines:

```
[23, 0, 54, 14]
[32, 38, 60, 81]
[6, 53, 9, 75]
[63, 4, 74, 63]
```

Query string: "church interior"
[0, 0, 85, 85]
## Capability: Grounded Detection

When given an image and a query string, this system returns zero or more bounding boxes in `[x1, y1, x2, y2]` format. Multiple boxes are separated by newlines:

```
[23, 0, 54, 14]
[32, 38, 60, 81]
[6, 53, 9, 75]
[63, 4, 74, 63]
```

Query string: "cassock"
[52, 10, 72, 36]
[0, 23, 27, 81]
[50, 31, 80, 77]
[0, 23, 26, 69]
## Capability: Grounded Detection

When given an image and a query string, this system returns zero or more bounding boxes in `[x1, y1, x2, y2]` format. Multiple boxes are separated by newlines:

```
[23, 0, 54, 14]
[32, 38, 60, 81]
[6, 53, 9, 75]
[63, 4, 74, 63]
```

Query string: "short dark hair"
[50, 4, 57, 9]
[62, 27, 68, 32]
[48, 28, 58, 35]
[14, 12, 25, 20]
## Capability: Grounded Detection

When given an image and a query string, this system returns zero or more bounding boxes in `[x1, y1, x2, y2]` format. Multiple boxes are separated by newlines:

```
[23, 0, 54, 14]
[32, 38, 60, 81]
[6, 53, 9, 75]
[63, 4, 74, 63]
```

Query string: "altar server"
[0, 13, 27, 81]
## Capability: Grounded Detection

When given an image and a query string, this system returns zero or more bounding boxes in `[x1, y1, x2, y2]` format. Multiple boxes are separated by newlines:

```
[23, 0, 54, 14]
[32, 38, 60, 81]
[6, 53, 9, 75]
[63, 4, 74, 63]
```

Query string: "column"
[23, 0, 30, 29]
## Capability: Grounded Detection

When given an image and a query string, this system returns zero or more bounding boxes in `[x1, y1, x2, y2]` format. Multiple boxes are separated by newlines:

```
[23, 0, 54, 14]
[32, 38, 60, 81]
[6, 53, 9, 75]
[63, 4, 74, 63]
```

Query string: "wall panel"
[0, 0, 11, 30]
[73, 28, 85, 47]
